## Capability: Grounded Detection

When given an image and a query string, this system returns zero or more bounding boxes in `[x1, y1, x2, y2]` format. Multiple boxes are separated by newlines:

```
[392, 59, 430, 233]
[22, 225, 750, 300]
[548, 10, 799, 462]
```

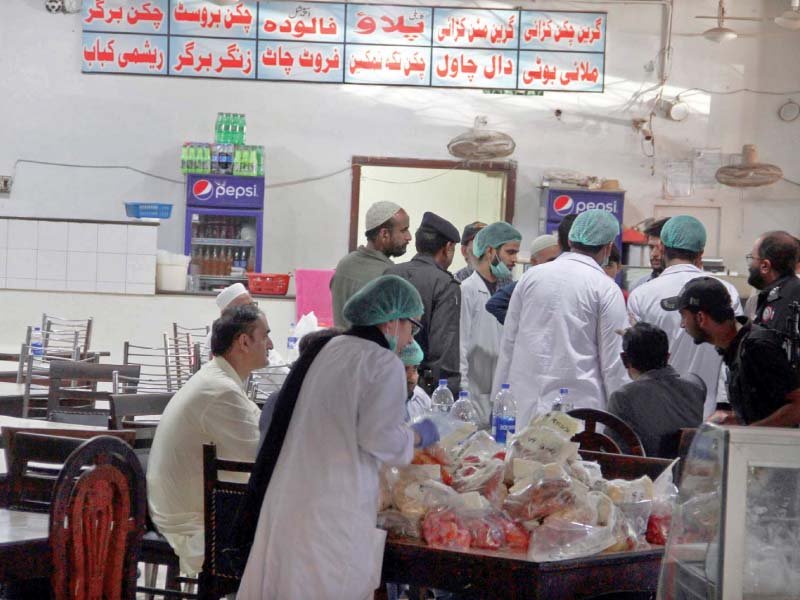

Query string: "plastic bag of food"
[453, 430, 507, 463]
[378, 509, 422, 538]
[412, 449, 453, 485]
[529, 492, 624, 561]
[645, 460, 678, 545]
[528, 411, 582, 439]
[422, 506, 472, 550]
[451, 456, 507, 508]
[599, 475, 654, 504]
[414, 410, 477, 461]
[505, 424, 581, 478]
[565, 459, 603, 488]
[504, 463, 576, 523]
[392, 466, 456, 519]
[379, 466, 400, 511]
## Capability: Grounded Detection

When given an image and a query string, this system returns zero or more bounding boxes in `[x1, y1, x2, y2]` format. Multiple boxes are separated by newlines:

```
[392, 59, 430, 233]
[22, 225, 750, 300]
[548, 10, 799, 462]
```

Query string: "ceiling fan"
[696, 0, 762, 43]
[775, 0, 800, 30]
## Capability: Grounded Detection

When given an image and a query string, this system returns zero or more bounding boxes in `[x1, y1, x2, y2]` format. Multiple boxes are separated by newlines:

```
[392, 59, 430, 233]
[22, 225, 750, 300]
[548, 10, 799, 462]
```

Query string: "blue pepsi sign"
[544, 188, 623, 223]
[186, 174, 264, 209]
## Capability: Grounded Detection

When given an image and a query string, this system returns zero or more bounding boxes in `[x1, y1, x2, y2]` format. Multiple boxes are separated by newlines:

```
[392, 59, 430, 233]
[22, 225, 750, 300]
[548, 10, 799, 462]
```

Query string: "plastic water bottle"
[491, 383, 516, 444]
[450, 390, 477, 423]
[286, 322, 299, 363]
[431, 379, 454, 413]
[552, 387, 570, 412]
[30, 327, 44, 356]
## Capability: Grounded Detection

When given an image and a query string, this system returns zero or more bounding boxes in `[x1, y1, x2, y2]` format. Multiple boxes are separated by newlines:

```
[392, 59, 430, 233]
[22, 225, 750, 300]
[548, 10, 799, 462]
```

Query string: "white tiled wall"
[0, 219, 157, 295]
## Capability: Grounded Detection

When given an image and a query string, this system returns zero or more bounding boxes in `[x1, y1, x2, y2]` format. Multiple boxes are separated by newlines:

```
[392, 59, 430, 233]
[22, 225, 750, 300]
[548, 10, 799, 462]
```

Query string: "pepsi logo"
[192, 179, 214, 201]
[553, 195, 574, 216]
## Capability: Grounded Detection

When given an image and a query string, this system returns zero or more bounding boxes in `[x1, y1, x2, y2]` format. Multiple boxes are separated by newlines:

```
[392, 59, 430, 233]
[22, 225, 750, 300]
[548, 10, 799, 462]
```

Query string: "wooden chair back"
[2, 427, 135, 512]
[49, 435, 145, 600]
[567, 408, 646, 457]
[109, 392, 173, 448]
[47, 361, 140, 418]
[199, 443, 254, 600]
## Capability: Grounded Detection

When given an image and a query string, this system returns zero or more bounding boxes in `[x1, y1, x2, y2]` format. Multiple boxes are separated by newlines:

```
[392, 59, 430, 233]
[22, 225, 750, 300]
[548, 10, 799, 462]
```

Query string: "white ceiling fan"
[696, 0, 762, 43]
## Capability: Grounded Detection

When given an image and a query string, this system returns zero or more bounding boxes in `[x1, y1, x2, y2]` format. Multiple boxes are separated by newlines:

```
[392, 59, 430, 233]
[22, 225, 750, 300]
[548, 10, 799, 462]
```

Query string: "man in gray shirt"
[608, 322, 705, 458]
[331, 201, 412, 328]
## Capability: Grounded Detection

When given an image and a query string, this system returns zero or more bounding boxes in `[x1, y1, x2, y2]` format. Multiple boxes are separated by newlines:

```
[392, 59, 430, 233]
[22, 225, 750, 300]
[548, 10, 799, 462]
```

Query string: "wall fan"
[715, 145, 783, 187]
[447, 117, 516, 160]
[696, 0, 761, 42]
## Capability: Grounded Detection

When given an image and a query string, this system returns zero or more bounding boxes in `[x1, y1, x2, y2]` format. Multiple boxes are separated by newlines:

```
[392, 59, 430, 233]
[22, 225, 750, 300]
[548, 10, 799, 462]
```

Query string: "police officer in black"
[661, 277, 800, 427]
[748, 231, 800, 335]
[385, 211, 461, 394]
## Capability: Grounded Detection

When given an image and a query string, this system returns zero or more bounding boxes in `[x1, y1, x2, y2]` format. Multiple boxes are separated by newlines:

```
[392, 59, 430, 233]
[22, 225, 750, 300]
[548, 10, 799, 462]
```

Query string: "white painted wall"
[1, 0, 799, 283]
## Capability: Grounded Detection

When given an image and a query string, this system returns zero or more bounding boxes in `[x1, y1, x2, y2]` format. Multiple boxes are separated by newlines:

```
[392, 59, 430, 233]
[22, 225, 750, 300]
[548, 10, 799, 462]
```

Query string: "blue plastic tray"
[125, 202, 173, 219]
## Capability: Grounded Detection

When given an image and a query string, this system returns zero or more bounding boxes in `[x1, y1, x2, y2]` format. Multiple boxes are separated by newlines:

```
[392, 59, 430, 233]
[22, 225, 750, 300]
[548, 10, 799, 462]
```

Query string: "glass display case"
[658, 424, 800, 600]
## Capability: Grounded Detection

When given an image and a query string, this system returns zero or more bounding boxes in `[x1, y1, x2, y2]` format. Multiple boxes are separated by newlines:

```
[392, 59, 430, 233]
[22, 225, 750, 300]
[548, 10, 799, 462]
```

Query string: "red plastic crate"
[246, 273, 290, 295]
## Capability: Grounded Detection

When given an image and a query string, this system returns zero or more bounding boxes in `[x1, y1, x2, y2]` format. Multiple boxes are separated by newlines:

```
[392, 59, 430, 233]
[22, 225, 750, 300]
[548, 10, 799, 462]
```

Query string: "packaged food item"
[451, 457, 507, 508]
[504, 464, 576, 523]
[392, 466, 455, 520]
[379, 466, 399, 511]
[422, 506, 472, 550]
[412, 449, 453, 485]
[529, 411, 582, 439]
[422, 501, 530, 552]
[378, 509, 422, 539]
[599, 475, 654, 505]
[504, 422, 580, 483]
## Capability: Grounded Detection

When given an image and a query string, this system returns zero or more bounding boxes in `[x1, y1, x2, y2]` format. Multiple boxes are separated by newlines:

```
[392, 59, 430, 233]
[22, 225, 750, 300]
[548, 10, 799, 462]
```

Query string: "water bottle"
[491, 383, 516, 444]
[30, 327, 44, 357]
[552, 387, 570, 412]
[450, 390, 477, 423]
[431, 379, 454, 413]
[286, 322, 299, 363]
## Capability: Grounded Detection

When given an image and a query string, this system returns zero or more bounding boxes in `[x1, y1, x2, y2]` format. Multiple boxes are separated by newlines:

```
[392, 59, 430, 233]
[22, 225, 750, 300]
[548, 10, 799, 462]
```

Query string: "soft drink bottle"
[202, 144, 211, 174]
[491, 383, 516, 444]
[215, 112, 224, 144]
[255, 146, 264, 177]
[551, 387, 570, 412]
[239, 113, 247, 144]
[431, 379, 454, 413]
[450, 390, 477, 423]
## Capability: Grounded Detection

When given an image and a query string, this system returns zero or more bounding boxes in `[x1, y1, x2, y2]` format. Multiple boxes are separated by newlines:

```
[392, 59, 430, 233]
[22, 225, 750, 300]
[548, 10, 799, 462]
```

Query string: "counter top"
[1, 216, 159, 227]
[156, 290, 296, 300]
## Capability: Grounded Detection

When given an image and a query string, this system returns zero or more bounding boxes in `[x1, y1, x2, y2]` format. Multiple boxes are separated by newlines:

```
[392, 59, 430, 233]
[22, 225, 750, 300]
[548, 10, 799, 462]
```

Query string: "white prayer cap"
[365, 201, 402, 230]
[529, 234, 559, 257]
[216, 283, 249, 310]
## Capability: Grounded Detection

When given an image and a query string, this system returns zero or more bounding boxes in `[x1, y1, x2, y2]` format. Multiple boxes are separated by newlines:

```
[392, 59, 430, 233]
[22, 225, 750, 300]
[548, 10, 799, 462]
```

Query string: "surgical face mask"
[490, 255, 512, 280]
[385, 321, 401, 353]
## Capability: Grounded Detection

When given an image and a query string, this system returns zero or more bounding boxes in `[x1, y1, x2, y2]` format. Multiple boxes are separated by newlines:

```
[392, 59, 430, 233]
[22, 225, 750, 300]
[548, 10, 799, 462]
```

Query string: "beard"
[747, 265, 766, 289]
[388, 242, 408, 258]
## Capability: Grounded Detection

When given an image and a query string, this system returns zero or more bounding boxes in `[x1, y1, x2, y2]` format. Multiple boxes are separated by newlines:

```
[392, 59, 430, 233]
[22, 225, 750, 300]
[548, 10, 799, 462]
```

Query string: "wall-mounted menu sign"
[82, 1, 606, 92]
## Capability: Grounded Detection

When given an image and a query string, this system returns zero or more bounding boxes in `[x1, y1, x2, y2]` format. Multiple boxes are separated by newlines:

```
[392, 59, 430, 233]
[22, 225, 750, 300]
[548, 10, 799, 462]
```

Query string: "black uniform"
[754, 274, 800, 336]
[720, 321, 799, 424]
[385, 254, 461, 391]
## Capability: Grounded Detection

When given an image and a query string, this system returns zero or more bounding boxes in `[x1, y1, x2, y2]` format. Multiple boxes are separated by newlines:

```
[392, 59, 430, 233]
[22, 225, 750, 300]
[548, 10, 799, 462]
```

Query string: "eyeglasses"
[406, 317, 422, 336]
[745, 254, 761, 262]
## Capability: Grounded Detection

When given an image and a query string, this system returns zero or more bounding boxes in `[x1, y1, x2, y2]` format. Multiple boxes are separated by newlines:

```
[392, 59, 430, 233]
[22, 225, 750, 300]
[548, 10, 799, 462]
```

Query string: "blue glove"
[412, 418, 440, 449]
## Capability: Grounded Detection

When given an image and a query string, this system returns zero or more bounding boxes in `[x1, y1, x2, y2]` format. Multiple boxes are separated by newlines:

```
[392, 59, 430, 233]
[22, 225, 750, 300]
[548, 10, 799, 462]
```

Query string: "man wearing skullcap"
[331, 201, 412, 328]
[202, 282, 256, 359]
[494, 210, 629, 425]
[385, 211, 462, 393]
[628, 215, 743, 418]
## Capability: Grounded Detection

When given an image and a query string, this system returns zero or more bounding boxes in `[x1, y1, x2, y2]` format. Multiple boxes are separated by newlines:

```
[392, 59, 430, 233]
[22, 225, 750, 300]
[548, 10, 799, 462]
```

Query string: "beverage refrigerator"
[185, 173, 264, 292]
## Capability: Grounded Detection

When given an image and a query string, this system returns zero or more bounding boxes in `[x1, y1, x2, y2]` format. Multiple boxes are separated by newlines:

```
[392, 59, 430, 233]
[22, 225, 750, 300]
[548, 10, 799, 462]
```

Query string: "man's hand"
[706, 410, 740, 425]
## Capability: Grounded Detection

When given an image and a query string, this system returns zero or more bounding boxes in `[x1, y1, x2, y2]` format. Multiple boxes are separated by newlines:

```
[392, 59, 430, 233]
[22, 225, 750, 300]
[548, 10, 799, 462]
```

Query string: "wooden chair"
[47, 360, 140, 420]
[49, 435, 145, 600]
[2, 427, 136, 512]
[198, 443, 254, 600]
[567, 408, 646, 457]
[109, 392, 173, 449]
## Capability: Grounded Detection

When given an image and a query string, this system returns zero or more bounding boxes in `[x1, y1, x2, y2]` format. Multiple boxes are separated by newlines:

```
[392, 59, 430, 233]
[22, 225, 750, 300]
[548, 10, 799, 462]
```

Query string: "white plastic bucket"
[157, 264, 188, 291]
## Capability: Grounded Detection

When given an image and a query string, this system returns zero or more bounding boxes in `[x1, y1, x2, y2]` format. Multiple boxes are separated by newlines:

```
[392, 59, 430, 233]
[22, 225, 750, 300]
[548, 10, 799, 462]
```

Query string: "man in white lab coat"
[460, 221, 521, 427]
[493, 210, 629, 426]
[236, 275, 440, 600]
[627, 215, 742, 418]
[147, 303, 271, 575]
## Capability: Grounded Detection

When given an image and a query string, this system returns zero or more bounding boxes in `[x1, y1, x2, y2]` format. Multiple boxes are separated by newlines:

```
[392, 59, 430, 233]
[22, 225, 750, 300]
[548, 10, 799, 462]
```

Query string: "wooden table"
[383, 538, 664, 599]
[0, 415, 106, 447]
[0, 383, 50, 417]
[0, 360, 21, 383]
[0, 508, 51, 581]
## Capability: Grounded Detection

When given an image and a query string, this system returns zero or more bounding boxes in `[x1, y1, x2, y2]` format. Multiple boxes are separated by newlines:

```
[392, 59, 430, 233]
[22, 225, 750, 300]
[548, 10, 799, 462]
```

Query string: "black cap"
[460, 221, 487, 245]
[420, 212, 460, 243]
[660, 277, 732, 312]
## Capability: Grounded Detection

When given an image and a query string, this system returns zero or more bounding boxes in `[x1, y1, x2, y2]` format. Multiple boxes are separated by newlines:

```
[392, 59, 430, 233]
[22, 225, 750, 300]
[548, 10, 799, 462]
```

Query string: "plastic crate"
[246, 273, 290, 296]
[125, 202, 173, 219]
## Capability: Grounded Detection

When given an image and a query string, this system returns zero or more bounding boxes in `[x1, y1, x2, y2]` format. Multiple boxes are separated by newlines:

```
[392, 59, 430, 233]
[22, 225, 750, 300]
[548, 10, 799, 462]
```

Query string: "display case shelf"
[192, 238, 254, 247]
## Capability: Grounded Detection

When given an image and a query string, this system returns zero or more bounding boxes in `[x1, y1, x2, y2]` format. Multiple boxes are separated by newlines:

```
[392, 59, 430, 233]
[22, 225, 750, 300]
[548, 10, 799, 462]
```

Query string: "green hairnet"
[343, 275, 424, 326]
[473, 222, 522, 258]
[660, 215, 706, 252]
[568, 210, 620, 246]
[400, 340, 424, 366]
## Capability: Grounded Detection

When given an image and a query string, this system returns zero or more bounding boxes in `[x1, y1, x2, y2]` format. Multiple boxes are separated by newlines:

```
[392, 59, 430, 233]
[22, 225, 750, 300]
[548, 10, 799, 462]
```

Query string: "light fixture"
[702, 26, 739, 42]
[776, 0, 800, 30]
